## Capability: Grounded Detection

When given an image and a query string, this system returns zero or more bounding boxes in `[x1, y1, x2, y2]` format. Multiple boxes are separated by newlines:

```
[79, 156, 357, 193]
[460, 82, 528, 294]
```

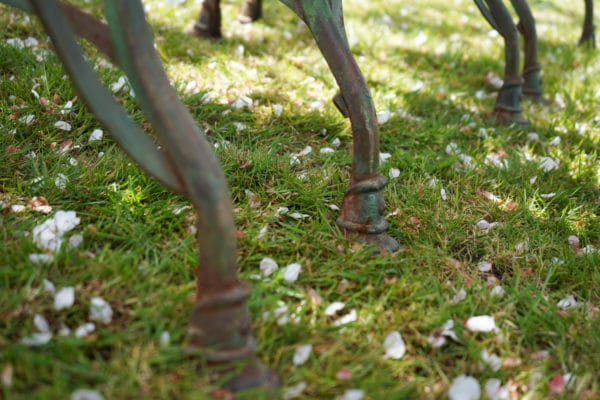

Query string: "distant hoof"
[191, 21, 222, 39]
[491, 110, 529, 128]
[223, 359, 280, 392]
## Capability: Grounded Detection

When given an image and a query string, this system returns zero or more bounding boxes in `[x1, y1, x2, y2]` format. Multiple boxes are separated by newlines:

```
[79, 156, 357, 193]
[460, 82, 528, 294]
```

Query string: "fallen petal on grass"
[325, 302, 345, 316]
[282, 382, 307, 399]
[70, 389, 105, 400]
[557, 295, 577, 310]
[292, 344, 312, 366]
[89, 297, 113, 324]
[339, 389, 365, 400]
[333, 309, 357, 326]
[259, 257, 278, 277]
[448, 375, 481, 400]
[383, 331, 406, 359]
[75, 323, 95, 338]
[282, 263, 301, 283]
[54, 287, 75, 311]
[21, 332, 52, 346]
[465, 315, 497, 332]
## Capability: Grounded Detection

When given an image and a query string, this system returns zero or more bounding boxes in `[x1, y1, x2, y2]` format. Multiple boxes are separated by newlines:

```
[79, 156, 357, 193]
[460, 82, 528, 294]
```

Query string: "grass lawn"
[0, 0, 598, 398]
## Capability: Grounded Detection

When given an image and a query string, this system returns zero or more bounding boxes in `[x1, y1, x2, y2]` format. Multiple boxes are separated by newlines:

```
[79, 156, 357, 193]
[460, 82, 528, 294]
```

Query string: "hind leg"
[239, 0, 262, 23]
[193, 0, 222, 38]
[579, 0, 596, 47]
[511, 0, 543, 103]
[483, 0, 528, 126]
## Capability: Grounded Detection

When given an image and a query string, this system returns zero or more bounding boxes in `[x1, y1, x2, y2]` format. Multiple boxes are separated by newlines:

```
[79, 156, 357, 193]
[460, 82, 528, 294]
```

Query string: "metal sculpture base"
[492, 79, 528, 127]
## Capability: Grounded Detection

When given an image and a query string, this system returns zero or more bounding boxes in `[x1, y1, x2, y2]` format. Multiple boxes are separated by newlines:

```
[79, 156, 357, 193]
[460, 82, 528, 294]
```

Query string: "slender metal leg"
[24, 0, 277, 391]
[579, 0, 596, 47]
[482, 0, 528, 126]
[239, 0, 262, 23]
[194, 0, 222, 38]
[281, 0, 399, 253]
[511, 0, 543, 102]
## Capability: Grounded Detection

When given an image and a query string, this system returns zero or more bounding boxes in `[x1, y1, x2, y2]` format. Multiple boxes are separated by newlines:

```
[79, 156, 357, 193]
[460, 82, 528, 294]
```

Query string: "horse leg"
[483, 0, 528, 126]
[193, 0, 222, 38]
[511, 0, 543, 103]
[239, 0, 262, 23]
[280, 0, 399, 253]
[579, 0, 596, 47]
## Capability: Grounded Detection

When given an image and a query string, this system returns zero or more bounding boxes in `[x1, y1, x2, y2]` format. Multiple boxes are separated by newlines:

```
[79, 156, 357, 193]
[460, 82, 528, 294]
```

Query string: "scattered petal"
[89, 297, 113, 324]
[260, 257, 278, 277]
[339, 389, 365, 400]
[333, 309, 357, 326]
[70, 389, 104, 400]
[274, 207, 289, 217]
[325, 302, 346, 316]
[539, 157, 560, 172]
[55, 173, 68, 190]
[377, 110, 392, 124]
[68, 234, 83, 249]
[451, 288, 467, 304]
[481, 349, 502, 371]
[75, 322, 95, 338]
[272, 103, 283, 117]
[549, 373, 565, 395]
[379, 152, 392, 163]
[530, 350, 549, 361]
[567, 235, 580, 248]
[33, 314, 50, 333]
[42, 279, 56, 293]
[448, 375, 481, 400]
[476, 219, 490, 230]
[256, 225, 268, 240]
[54, 121, 72, 131]
[383, 331, 406, 359]
[282, 382, 307, 399]
[29, 253, 54, 264]
[477, 261, 492, 272]
[484, 379, 509, 400]
[490, 286, 505, 298]
[466, 315, 497, 333]
[282, 263, 302, 283]
[320, 147, 335, 154]
[159, 331, 170, 346]
[440, 188, 448, 201]
[336, 368, 352, 381]
[21, 332, 52, 346]
[292, 344, 312, 366]
[557, 295, 577, 310]
[289, 212, 310, 220]
[54, 286, 75, 310]
[89, 129, 103, 142]
[389, 168, 400, 179]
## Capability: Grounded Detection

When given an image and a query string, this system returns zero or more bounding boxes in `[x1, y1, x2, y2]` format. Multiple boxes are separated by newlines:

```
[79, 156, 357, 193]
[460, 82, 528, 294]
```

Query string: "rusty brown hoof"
[342, 230, 401, 254]
[222, 359, 280, 393]
[192, 21, 222, 39]
[491, 109, 529, 127]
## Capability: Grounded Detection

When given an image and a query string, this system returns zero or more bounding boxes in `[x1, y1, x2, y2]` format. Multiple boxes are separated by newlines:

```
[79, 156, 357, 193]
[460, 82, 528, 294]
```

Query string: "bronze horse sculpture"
[194, 0, 595, 126]
[2, 0, 400, 391]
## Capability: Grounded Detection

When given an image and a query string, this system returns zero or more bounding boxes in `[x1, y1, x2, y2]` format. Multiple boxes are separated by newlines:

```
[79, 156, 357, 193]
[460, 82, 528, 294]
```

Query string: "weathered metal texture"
[579, 0, 595, 47]
[6, 0, 277, 391]
[475, 0, 542, 126]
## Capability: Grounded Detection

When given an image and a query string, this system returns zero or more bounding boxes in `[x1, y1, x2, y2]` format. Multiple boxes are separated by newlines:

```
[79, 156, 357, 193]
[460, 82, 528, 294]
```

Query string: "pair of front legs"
[477, 0, 543, 126]
[194, 0, 262, 38]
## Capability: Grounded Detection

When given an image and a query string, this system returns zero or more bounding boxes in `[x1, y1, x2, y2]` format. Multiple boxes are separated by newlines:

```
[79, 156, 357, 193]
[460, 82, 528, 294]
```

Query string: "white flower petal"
[333, 309, 357, 326]
[466, 315, 497, 333]
[484, 379, 509, 400]
[282, 381, 307, 400]
[159, 331, 170, 346]
[477, 261, 492, 272]
[260, 257, 279, 277]
[383, 331, 406, 359]
[448, 375, 481, 400]
[339, 389, 365, 400]
[21, 332, 52, 346]
[75, 322, 95, 338]
[89, 297, 113, 324]
[54, 287, 75, 310]
[88, 129, 103, 142]
[557, 295, 577, 310]
[33, 314, 50, 333]
[481, 349, 502, 371]
[325, 302, 345, 316]
[54, 121, 72, 131]
[29, 253, 54, 264]
[70, 389, 105, 400]
[292, 344, 312, 366]
[282, 263, 302, 283]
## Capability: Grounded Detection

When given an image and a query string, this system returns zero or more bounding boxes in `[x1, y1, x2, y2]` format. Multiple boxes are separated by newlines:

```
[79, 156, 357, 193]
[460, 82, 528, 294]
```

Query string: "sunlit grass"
[1, 0, 599, 399]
